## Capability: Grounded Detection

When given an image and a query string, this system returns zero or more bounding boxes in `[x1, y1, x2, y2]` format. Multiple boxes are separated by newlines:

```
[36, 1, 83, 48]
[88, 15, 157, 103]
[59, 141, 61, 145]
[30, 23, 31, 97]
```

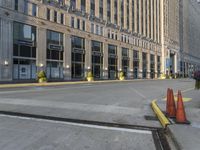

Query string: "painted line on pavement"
[161, 87, 194, 102]
[162, 97, 192, 102]
[181, 87, 194, 93]
[0, 84, 95, 94]
[0, 114, 152, 135]
[133, 89, 146, 99]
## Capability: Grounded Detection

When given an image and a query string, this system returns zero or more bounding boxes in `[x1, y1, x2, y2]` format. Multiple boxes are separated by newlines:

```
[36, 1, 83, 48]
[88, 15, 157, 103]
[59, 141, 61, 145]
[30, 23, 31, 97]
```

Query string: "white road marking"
[182, 87, 194, 93]
[133, 89, 146, 99]
[192, 122, 200, 129]
[0, 114, 152, 135]
[0, 85, 95, 94]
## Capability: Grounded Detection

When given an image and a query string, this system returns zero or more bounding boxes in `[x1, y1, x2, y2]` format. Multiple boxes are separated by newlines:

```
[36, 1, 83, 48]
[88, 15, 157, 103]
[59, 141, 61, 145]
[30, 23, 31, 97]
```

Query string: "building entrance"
[150, 54, 155, 79]
[122, 48, 129, 78]
[71, 36, 85, 79]
[142, 52, 147, 78]
[91, 41, 103, 79]
[72, 51, 85, 79]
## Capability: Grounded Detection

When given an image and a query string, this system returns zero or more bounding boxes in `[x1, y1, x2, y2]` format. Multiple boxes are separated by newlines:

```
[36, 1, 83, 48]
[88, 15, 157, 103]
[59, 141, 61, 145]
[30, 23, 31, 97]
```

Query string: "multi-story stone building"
[0, 0, 180, 82]
[179, 0, 200, 77]
[161, 0, 180, 76]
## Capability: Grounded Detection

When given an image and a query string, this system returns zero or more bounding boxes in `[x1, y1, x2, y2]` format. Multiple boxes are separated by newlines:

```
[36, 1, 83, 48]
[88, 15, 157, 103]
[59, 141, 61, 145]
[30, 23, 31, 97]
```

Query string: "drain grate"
[144, 115, 159, 121]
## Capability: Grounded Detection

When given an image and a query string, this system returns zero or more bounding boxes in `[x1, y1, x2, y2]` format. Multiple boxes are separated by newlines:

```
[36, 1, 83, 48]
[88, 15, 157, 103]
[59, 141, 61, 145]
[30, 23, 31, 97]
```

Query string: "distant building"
[0, 0, 195, 82]
[179, 0, 200, 77]
[161, 0, 180, 76]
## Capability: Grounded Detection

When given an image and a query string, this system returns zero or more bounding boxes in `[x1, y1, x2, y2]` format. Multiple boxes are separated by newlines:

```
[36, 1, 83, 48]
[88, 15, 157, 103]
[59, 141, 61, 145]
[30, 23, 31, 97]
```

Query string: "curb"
[166, 127, 182, 150]
[151, 100, 170, 128]
[0, 79, 160, 89]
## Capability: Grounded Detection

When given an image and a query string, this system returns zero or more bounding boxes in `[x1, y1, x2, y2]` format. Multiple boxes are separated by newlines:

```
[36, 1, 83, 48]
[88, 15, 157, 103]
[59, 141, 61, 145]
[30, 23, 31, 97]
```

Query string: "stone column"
[117, 46, 122, 77]
[157, 0, 160, 43]
[50, 9, 54, 22]
[95, 0, 99, 18]
[85, 39, 92, 77]
[103, 0, 107, 21]
[124, 0, 127, 29]
[143, 0, 146, 36]
[134, 0, 137, 32]
[138, 49, 143, 78]
[86, 0, 91, 14]
[150, 0, 154, 40]
[160, 0, 165, 75]
[138, 0, 142, 34]
[129, 0, 133, 32]
[76, 0, 81, 10]
[63, 34, 71, 80]
[103, 43, 108, 79]
[147, 51, 151, 79]
[154, 53, 158, 79]
[111, 0, 115, 24]
[147, 0, 150, 38]
[117, 0, 121, 26]
[37, 27, 47, 72]
[129, 49, 134, 79]
[0, 18, 13, 81]
[174, 52, 178, 74]
[154, 0, 157, 41]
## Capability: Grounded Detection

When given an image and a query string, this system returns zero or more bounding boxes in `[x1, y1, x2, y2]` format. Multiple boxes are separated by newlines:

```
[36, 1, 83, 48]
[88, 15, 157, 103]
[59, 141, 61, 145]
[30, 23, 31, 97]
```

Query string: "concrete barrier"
[151, 100, 170, 128]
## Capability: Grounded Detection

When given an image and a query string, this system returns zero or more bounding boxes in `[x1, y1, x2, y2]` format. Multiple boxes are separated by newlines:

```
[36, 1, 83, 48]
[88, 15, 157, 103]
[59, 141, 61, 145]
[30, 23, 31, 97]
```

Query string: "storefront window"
[47, 62, 63, 79]
[150, 54, 155, 79]
[142, 52, 147, 78]
[13, 22, 37, 80]
[108, 44, 117, 79]
[46, 30, 64, 79]
[71, 36, 85, 79]
[122, 48, 129, 77]
[13, 59, 36, 80]
[47, 30, 63, 45]
[72, 36, 85, 49]
[157, 56, 161, 77]
[13, 22, 36, 43]
[92, 41, 103, 78]
[108, 44, 117, 55]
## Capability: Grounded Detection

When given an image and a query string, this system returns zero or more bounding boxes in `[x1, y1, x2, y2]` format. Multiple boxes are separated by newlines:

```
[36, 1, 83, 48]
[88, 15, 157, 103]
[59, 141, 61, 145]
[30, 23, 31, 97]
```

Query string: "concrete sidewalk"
[156, 89, 200, 150]
[0, 79, 159, 89]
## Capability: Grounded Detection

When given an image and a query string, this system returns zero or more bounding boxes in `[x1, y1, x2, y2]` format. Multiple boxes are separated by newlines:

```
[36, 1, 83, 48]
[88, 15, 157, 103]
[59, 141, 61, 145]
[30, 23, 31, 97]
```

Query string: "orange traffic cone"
[166, 88, 171, 115]
[167, 89, 176, 118]
[176, 91, 190, 124]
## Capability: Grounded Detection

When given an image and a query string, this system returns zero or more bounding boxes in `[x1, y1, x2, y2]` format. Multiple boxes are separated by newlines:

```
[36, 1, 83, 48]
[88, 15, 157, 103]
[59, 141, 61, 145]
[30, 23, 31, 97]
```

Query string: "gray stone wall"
[0, 18, 13, 81]
[181, 0, 200, 65]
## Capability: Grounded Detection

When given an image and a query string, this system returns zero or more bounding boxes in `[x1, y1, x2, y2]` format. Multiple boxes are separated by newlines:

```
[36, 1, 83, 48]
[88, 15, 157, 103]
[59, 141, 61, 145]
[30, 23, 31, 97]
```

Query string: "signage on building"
[92, 51, 102, 56]
[122, 56, 130, 60]
[72, 48, 85, 54]
[48, 44, 63, 51]
[108, 54, 117, 58]
[17, 40, 35, 47]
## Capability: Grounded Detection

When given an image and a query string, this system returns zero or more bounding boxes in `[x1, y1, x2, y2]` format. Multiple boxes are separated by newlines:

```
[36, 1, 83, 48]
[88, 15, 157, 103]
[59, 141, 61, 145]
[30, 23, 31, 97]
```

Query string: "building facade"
[161, 0, 180, 76]
[0, 0, 179, 82]
[179, 0, 200, 77]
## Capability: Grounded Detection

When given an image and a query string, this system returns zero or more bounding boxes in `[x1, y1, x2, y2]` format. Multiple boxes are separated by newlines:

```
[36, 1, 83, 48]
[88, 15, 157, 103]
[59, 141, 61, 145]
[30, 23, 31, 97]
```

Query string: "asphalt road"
[0, 79, 195, 150]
